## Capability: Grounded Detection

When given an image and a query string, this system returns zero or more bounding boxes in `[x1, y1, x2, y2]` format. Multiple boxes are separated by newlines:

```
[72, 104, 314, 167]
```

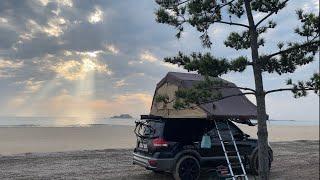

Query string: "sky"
[0, 0, 319, 124]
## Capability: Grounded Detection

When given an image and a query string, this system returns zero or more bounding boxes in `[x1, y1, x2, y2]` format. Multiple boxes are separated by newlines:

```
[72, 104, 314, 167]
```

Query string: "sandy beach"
[0, 124, 318, 155]
[0, 140, 318, 179]
[0, 124, 318, 179]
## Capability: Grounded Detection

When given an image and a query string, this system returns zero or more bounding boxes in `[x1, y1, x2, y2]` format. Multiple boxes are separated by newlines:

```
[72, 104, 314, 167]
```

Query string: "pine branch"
[175, 0, 190, 6]
[156, 85, 256, 104]
[214, 20, 249, 28]
[265, 88, 316, 94]
[220, 0, 237, 9]
[212, 0, 249, 28]
[183, 92, 256, 110]
[255, 0, 290, 28]
[265, 40, 319, 59]
[163, 0, 236, 9]
[203, 85, 256, 92]
[201, 92, 256, 103]
[180, 19, 249, 28]
[156, 0, 191, 7]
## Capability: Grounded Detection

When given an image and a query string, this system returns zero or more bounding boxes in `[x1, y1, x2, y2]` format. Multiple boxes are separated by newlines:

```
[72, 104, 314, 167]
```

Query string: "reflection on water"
[0, 117, 317, 127]
[0, 116, 137, 127]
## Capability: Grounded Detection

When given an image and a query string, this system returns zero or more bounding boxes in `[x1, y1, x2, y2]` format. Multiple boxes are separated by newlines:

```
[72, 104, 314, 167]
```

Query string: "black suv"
[133, 117, 273, 180]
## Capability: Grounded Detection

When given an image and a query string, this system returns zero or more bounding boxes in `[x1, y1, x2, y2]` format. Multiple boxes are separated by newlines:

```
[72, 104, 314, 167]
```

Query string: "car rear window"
[163, 119, 212, 143]
[147, 120, 164, 138]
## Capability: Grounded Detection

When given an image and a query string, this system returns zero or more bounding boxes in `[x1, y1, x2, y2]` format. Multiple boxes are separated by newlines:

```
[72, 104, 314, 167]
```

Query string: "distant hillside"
[110, 114, 133, 119]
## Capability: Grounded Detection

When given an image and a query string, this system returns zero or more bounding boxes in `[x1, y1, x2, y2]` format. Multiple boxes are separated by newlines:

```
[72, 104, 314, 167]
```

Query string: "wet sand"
[0, 124, 318, 155]
[0, 140, 318, 180]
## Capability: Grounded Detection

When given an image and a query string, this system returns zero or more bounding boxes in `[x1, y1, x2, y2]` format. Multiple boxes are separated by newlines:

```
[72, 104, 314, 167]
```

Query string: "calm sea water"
[0, 117, 318, 127]
[0, 117, 137, 127]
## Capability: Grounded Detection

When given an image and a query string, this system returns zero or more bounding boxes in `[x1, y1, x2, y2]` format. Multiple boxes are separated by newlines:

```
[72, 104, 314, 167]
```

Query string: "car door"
[202, 121, 244, 157]
[198, 121, 226, 168]
[201, 122, 224, 158]
[211, 121, 235, 156]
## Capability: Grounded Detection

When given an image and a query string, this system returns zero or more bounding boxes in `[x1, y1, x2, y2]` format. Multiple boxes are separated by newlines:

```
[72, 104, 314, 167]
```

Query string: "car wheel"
[250, 151, 271, 175]
[173, 155, 200, 180]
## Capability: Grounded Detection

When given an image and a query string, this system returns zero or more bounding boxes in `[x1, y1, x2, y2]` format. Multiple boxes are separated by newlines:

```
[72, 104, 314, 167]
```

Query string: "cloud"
[114, 79, 128, 87]
[138, 50, 180, 70]
[140, 50, 158, 62]
[5, 91, 153, 119]
[57, 0, 73, 7]
[38, 0, 73, 7]
[0, 60, 24, 69]
[105, 44, 119, 55]
[88, 6, 103, 24]
[0, 17, 8, 23]
[18, 78, 44, 93]
[0, 60, 24, 78]
[18, 14, 69, 40]
[160, 61, 180, 70]
[75, 50, 104, 58]
[43, 17, 68, 37]
[302, 0, 319, 12]
[0, 0, 318, 122]
[116, 93, 152, 107]
[85, 92, 153, 117]
[51, 58, 111, 80]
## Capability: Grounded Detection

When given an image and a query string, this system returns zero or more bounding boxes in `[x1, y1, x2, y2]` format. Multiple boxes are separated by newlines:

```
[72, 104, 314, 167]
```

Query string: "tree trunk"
[244, 1, 270, 179]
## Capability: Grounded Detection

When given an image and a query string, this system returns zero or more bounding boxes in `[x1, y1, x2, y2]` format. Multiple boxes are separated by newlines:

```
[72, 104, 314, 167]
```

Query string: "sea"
[0, 116, 318, 127]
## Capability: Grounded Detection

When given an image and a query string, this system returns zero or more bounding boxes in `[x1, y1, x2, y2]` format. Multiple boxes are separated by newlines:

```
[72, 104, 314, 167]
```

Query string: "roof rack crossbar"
[140, 115, 163, 120]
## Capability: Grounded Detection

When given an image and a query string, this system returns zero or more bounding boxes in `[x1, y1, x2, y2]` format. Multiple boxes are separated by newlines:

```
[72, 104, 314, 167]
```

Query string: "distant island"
[110, 114, 133, 119]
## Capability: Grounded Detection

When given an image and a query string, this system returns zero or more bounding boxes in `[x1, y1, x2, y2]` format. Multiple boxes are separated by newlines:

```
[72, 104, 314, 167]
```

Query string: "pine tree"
[154, 0, 319, 179]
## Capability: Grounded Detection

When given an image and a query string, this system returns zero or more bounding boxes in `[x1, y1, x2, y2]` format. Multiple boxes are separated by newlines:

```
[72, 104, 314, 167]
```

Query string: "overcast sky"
[0, 0, 319, 123]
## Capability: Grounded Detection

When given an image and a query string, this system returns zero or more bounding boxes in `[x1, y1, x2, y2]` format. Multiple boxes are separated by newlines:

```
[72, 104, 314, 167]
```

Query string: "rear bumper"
[133, 152, 175, 171]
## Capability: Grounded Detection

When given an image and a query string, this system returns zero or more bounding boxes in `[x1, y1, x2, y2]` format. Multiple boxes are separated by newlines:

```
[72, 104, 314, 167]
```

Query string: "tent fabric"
[150, 72, 258, 120]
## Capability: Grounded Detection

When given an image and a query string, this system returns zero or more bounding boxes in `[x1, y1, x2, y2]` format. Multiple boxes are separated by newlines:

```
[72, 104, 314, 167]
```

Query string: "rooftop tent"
[149, 72, 259, 122]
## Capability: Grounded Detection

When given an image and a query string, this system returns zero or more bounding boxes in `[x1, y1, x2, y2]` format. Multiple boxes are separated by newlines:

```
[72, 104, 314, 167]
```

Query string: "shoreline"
[1, 139, 317, 157]
[0, 124, 318, 155]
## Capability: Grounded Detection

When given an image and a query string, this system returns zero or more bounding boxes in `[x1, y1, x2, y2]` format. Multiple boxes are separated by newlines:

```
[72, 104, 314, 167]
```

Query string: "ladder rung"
[214, 120, 248, 179]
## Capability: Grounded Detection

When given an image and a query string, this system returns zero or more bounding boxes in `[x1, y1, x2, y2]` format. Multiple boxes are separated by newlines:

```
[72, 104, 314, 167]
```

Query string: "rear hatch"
[134, 119, 164, 155]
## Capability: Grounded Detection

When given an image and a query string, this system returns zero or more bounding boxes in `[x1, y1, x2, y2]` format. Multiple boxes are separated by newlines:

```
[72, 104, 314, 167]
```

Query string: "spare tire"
[173, 155, 200, 180]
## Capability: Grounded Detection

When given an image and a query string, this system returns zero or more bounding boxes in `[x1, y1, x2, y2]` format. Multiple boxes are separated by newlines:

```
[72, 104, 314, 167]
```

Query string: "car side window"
[207, 121, 242, 141]
[206, 123, 220, 142]
[229, 123, 242, 136]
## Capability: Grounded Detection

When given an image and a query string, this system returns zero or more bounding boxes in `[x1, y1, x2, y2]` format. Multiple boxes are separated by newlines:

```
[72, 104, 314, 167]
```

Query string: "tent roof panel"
[152, 72, 259, 120]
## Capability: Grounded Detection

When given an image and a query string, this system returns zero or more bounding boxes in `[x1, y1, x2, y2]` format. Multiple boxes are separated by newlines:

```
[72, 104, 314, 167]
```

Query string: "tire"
[250, 150, 272, 175]
[173, 155, 200, 180]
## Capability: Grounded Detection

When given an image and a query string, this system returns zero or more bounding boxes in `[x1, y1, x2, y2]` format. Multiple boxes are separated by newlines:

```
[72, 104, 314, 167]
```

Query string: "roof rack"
[140, 115, 163, 120]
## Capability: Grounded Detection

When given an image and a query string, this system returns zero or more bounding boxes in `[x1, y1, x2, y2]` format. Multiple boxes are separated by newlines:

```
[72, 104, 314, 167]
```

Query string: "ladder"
[214, 120, 249, 180]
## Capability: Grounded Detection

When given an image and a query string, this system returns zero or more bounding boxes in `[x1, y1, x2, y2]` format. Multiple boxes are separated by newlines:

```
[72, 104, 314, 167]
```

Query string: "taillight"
[152, 138, 168, 147]
[148, 159, 157, 166]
